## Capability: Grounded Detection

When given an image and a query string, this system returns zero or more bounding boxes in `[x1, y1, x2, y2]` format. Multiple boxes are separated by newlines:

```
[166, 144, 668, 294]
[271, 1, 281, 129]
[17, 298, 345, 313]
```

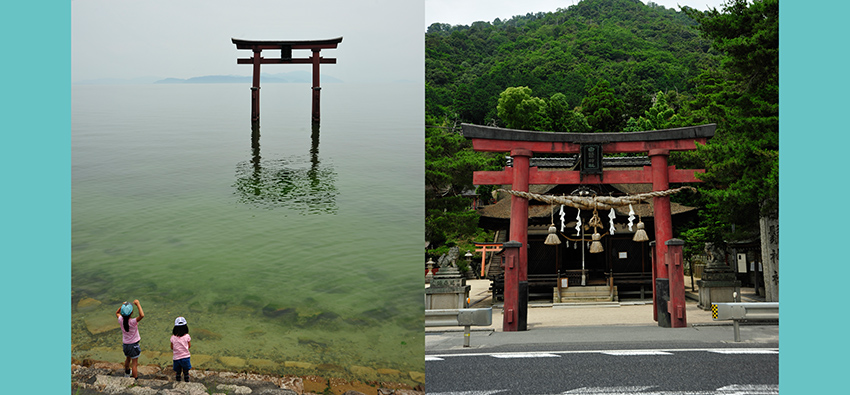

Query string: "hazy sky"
[72, 0, 424, 83]
[425, 0, 728, 29]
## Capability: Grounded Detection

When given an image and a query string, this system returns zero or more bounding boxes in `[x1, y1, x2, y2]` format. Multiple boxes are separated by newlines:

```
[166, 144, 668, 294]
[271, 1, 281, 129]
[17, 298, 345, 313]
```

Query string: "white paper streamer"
[575, 208, 582, 234]
[608, 208, 616, 235]
[559, 205, 566, 232]
[628, 204, 635, 231]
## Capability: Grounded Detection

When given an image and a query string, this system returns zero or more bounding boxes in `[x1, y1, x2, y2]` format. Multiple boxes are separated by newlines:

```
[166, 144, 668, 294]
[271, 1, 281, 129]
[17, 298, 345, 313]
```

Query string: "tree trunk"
[759, 210, 779, 302]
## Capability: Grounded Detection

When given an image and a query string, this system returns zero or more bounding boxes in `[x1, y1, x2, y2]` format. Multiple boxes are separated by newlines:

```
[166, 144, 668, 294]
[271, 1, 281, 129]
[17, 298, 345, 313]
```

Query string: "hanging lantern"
[633, 220, 649, 242]
[544, 224, 561, 245]
[590, 231, 604, 253]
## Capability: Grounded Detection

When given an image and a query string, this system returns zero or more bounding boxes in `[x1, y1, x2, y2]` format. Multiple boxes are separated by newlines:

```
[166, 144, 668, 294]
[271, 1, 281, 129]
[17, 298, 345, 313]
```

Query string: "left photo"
[71, 1, 425, 393]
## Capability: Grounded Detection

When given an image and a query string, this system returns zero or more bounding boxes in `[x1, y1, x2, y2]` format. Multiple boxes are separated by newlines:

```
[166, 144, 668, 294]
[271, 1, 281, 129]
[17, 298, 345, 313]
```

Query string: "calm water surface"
[71, 83, 424, 384]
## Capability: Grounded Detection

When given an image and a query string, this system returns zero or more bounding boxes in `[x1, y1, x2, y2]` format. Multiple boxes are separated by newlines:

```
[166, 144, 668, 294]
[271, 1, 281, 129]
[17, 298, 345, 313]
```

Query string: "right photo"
[423, 0, 778, 393]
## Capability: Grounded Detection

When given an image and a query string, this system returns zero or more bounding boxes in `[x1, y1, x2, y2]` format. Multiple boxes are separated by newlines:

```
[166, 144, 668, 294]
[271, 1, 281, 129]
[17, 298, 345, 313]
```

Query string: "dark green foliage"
[426, 0, 719, 126]
[424, 0, 777, 252]
[678, 0, 778, 242]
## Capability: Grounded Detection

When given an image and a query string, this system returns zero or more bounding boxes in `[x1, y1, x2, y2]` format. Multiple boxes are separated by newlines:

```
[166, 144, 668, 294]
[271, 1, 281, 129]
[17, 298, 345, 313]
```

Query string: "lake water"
[71, 83, 424, 385]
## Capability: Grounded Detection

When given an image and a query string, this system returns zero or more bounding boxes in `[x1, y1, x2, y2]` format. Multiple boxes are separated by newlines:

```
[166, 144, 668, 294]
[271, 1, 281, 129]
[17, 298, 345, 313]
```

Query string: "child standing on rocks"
[116, 299, 145, 379]
[170, 316, 192, 382]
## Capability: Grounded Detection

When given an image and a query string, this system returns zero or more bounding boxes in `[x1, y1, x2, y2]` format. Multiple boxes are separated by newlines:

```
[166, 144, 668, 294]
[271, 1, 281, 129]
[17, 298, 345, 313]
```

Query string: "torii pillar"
[463, 124, 715, 330]
[232, 37, 342, 124]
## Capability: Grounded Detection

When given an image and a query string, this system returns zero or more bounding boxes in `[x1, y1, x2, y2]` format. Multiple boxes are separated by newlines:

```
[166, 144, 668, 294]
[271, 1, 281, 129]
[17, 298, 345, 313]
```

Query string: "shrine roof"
[232, 37, 343, 50]
[462, 123, 715, 143]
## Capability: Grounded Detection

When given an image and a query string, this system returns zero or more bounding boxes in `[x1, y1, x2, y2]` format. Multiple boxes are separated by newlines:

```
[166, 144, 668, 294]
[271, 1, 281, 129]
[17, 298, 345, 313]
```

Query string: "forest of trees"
[425, 0, 778, 299]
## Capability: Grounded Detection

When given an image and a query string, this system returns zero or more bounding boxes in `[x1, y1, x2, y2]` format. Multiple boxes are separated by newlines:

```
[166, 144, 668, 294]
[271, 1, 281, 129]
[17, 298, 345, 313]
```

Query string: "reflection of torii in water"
[234, 123, 338, 214]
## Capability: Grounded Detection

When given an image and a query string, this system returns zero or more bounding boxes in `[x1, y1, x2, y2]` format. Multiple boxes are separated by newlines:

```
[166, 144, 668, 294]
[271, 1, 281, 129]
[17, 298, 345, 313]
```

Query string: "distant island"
[73, 71, 342, 85]
[154, 71, 343, 84]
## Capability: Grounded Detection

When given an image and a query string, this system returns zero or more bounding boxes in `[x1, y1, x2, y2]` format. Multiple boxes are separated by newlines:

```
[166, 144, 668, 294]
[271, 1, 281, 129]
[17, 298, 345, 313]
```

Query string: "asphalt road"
[425, 323, 778, 395]
[426, 346, 778, 394]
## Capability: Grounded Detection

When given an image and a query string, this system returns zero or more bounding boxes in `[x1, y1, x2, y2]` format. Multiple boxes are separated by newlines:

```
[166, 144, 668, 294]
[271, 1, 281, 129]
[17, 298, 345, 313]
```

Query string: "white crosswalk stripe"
[708, 349, 778, 355]
[490, 353, 561, 358]
[600, 350, 673, 356]
[427, 385, 778, 395]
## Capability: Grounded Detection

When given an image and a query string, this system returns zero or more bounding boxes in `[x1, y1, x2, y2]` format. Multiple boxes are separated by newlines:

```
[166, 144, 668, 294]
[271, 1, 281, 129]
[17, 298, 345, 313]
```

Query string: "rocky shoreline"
[72, 359, 425, 395]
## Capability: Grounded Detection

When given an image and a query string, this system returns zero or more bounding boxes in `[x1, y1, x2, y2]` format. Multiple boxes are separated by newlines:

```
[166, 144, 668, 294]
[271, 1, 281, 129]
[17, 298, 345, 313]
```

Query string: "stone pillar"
[665, 239, 687, 328]
[760, 212, 779, 302]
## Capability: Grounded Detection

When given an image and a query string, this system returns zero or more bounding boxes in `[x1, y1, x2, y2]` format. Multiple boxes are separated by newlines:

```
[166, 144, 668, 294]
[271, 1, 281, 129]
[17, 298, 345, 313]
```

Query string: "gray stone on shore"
[218, 383, 253, 394]
[174, 381, 210, 395]
[93, 375, 136, 394]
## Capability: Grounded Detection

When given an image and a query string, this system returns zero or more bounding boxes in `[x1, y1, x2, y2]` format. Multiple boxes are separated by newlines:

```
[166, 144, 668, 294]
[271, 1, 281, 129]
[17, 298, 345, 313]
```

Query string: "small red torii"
[232, 37, 342, 124]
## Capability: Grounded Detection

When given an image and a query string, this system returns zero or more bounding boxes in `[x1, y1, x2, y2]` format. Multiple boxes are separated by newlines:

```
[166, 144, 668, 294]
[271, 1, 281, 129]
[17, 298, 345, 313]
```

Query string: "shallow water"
[71, 83, 424, 384]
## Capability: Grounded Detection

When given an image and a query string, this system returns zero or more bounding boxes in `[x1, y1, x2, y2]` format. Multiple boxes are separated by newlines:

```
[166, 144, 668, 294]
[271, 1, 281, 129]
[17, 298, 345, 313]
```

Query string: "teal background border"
[0, 0, 70, 393]
[0, 0, 845, 392]
[780, 1, 846, 392]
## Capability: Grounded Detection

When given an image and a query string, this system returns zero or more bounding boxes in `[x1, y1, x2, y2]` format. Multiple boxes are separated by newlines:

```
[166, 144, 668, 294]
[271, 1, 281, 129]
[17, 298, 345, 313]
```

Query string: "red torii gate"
[463, 123, 716, 331]
[232, 37, 342, 124]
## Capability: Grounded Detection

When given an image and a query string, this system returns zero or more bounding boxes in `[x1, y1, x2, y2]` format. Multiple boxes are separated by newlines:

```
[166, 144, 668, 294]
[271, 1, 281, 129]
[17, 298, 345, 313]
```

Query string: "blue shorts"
[173, 357, 192, 373]
[122, 342, 141, 359]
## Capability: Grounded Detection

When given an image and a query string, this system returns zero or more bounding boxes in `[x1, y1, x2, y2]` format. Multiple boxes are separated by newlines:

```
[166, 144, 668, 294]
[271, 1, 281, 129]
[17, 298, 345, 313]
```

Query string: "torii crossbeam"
[463, 123, 715, 331]
[232, 37, 342, 124]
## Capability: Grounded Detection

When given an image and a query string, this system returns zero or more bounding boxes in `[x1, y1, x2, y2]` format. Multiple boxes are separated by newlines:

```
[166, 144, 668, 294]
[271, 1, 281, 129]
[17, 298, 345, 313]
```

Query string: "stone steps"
[554, 285, 617, 303]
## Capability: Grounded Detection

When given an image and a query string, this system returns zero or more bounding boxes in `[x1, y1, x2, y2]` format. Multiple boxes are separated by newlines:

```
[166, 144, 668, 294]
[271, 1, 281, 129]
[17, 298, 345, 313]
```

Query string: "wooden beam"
[472, 166, 705, 185]
[237, 58, 337, 64]
[469, 138, 708, 154]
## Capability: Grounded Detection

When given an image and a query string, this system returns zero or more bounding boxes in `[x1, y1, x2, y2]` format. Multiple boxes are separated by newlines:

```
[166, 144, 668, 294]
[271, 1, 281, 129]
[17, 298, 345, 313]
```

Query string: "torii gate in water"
[463, 123, 715, 331]
[232, 37, 342, 124]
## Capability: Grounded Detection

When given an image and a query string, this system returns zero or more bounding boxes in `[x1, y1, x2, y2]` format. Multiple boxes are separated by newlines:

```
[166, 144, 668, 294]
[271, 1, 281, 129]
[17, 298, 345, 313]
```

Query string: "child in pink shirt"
[170, 316, 192, 382]
[116, 299, 145, 379]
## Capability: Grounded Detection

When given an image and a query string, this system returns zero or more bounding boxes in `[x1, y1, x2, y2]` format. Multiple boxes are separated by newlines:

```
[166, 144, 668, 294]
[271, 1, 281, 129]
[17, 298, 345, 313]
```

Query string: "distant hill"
[154, 71, 343, 84]
[73, 71, 343, 85]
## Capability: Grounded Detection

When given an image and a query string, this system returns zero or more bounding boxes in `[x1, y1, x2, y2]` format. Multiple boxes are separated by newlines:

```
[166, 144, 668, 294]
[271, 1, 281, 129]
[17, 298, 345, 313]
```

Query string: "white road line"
[428, 385, 778, 395]
[561, 386, 656, 393]
[708, 350, 779, 355]
[600, 351, 673, 356]
[560, 385, 779, 394]
[716, 384, 779, 394]
[426, 348, 778, 359]
[491, 353, 561, 358]
[425, 356, 444, 361]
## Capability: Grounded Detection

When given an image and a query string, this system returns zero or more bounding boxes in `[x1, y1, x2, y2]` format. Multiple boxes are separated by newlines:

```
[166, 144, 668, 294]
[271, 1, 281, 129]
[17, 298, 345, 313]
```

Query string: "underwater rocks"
[84, 314, 120, 335]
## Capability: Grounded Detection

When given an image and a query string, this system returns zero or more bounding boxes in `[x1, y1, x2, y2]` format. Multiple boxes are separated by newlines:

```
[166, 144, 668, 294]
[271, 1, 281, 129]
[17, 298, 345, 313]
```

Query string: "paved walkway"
[440, 276, 763, 330]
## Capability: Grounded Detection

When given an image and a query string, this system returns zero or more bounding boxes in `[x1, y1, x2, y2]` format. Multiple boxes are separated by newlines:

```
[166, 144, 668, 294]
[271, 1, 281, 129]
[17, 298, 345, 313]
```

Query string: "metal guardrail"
[712, 302, 779, 342]
[425, 308, 492, 347]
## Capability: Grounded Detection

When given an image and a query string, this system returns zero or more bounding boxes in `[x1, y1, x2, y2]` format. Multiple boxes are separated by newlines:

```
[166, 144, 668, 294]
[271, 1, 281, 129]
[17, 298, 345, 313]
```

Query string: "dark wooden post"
[311, 49, 321, 124]
[500, 241, 523, 331]
[666, 238, 687, 328]
[251, 48, 262, 123]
